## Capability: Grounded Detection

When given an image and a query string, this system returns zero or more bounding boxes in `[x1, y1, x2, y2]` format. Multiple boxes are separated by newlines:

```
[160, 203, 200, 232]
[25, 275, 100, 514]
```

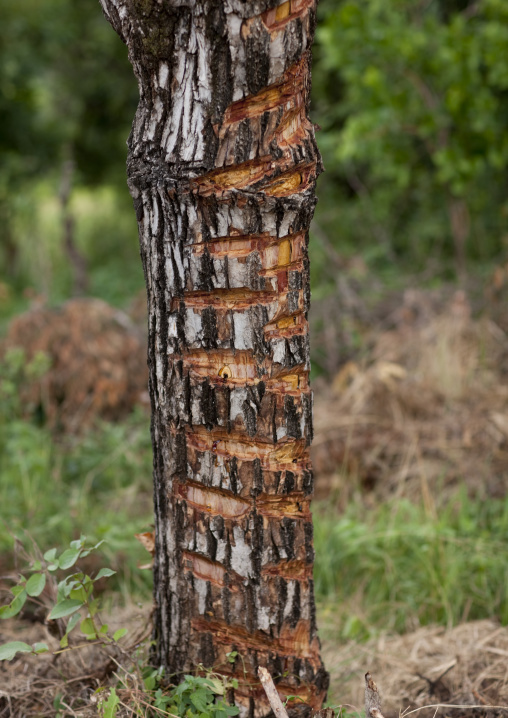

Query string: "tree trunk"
[99, 0, 328, 713]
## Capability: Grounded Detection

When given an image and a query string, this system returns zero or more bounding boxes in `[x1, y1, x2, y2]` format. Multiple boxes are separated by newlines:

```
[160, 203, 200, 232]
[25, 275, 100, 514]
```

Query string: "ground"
[1, 276, 508, 716]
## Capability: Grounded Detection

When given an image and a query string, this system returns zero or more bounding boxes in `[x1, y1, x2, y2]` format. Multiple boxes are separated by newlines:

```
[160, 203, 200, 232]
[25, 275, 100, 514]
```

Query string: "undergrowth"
[0, 349, 153, 598]
[2, 348, 508, 639]
[0, 537, 240, 717]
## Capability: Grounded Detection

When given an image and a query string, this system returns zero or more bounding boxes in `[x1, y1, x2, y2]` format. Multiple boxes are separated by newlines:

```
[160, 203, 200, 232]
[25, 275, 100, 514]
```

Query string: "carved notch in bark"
[99, 0, 328, 714]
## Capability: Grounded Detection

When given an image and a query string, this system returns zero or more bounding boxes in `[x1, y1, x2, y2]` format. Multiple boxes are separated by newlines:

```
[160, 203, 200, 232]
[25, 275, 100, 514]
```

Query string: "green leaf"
[32, 642, 49, 654]
[190, 689, 210, 712]
[26, 573, 46, 597]
[223, 706, 239, 716]
[69, 586, 87, 603]
[65, 611, 82, 636]
[0, 641, 32, 660]
[88, 598, 100, 617]
[100, 623, 109, 634]
[57, 548, 81, 570]
[102, 687, 120, 718]
[0, 590, 27, 619]
[43, 548, 57, 562]
[47, 563, 59, 572]
[80, 617, 97, 638]
[94, 568, 116, 581]
[113, 627, 127, 641]
[32, 560, 42, 571]
[49, 599, 83, 620]
[59, 633, 69, 649]
[144, 673, 156, 691]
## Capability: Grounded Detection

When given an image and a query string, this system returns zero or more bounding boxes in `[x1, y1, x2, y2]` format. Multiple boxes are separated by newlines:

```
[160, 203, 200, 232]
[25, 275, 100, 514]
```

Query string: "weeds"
[0, 349, 153, 598]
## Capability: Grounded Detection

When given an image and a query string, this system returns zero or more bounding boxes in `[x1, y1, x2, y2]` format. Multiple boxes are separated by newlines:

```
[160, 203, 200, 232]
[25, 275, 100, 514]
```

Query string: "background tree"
[313, 0, 508, 277]
[99, 0, 328, 713]
[0, 0, 138, 305]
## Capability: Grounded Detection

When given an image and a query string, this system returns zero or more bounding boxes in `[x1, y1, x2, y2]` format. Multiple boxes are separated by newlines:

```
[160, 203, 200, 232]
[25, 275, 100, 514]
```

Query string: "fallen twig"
[258, 667, 290, 718]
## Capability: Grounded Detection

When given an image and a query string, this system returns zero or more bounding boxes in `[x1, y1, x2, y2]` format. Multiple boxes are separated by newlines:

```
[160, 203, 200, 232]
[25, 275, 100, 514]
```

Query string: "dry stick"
[365, 672, 386, 718]
[402, 704, 508, 716]
[258, 667, 290, 718]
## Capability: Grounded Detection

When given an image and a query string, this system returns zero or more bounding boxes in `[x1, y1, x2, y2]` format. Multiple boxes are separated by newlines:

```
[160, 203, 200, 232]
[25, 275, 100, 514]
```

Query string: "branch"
[258, 667, 290, 718]
[98, 0, 128, 43]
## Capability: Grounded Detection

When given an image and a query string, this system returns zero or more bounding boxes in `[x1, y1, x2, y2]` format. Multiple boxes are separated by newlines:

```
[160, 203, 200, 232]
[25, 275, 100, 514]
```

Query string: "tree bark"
[99, 0, 328, 713]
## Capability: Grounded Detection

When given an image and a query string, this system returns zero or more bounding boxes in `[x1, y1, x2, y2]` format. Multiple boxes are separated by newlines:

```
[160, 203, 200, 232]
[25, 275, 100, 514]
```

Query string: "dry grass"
[0, 604, 152, 717]
[322, 619, 508, 718]
[1, 298, 149, 432]
[312, 290, 508, 505]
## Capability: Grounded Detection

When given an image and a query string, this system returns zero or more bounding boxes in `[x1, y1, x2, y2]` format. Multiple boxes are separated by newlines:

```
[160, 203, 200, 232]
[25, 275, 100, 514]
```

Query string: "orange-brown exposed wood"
[182, 550, 243, 589]
[220, 55, 309, 127]
[185, 426, 309, 469]
[191, 617, 321, 662]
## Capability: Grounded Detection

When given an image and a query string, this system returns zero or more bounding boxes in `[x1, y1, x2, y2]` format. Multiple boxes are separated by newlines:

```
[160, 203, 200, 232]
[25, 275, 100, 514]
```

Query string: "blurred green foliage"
[2, 0, 508, 319]
[312, 0, 508, 276]
[0, 0, 141, 312]
[314, 492, 508, 638]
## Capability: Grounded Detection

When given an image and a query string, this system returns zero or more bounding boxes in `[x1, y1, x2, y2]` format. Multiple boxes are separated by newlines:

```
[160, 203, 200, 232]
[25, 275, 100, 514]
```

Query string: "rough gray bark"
[99, 0, 327, 713]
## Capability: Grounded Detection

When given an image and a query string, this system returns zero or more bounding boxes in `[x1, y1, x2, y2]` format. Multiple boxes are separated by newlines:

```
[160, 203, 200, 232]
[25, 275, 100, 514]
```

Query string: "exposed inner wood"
[261, 0, 315, 32]
[190, 230, 305, 267]
[181, 348, 309, 392]
[191, 159, 316, 198]
[175, 479, 310, 520]
[191, 616, 321, 661]
[173, 288, 305, 316]
[185, 426, 309, 469]
[182, 550, 243, 589]
[220, 55, 308, 126]
[176, 480, 251, 518]
[261, 558, 313, 580]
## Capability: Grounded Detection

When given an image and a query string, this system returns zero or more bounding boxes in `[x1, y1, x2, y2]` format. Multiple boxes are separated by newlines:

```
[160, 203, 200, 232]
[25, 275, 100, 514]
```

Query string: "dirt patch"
[1, 298, 149, 432]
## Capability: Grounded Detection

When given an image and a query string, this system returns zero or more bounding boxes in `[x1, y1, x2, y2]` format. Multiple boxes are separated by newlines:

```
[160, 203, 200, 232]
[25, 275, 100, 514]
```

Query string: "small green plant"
[0, 535, 127, 661]
[156, 673, 239, 718]
[108, 661, 241, 717]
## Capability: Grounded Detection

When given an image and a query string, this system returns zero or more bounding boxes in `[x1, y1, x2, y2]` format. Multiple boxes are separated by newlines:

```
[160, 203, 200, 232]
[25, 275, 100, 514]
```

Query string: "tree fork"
[99, 0, 328, 713]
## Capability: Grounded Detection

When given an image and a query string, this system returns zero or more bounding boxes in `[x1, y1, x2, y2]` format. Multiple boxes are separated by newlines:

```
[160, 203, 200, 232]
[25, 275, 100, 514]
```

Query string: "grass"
[0, 411, 154, 598]
[314, 493, 508, 640]
[0, 351, 154, 598]
[2, 350, 508, 635]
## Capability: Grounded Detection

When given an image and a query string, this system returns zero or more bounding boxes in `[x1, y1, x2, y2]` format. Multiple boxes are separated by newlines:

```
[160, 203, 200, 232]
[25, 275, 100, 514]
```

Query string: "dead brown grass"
[1, 298, 149, 432]
[0, 604, 152, 717]
[322, 619, 508, 718]
[312, 290, 508, 505]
